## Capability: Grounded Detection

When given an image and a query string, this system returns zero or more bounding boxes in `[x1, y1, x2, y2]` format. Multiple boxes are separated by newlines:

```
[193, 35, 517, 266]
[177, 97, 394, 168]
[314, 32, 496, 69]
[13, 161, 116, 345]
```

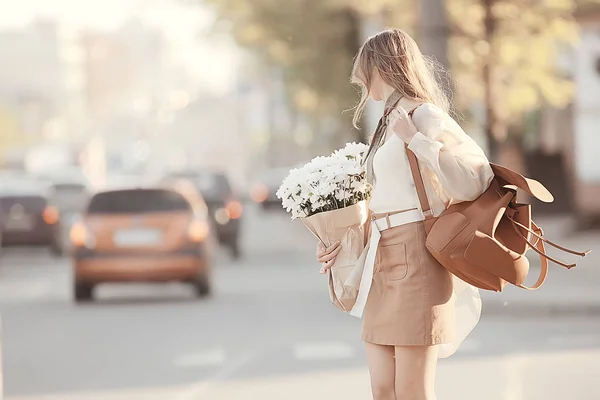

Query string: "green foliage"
[207, 1, 356, 121]
[203, 0, 596, 142]
[449, 0, 580, 130]
[0, 105, 27, 157]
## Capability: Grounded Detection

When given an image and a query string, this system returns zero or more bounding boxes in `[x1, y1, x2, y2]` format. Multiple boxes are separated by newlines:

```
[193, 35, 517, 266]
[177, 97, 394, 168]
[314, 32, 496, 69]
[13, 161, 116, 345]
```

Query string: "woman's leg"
[394, 345, 439, 400]
[365, 343, 396, 400]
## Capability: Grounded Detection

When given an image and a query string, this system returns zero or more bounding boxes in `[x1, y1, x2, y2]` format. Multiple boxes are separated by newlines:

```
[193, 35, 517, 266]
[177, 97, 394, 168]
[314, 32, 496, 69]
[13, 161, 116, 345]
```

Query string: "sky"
[1, 0, 240, 93]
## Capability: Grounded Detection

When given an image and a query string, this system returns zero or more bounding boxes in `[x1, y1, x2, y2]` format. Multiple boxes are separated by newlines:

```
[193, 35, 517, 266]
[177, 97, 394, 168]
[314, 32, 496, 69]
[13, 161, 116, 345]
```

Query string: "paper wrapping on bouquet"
[302, 201, 371, 312]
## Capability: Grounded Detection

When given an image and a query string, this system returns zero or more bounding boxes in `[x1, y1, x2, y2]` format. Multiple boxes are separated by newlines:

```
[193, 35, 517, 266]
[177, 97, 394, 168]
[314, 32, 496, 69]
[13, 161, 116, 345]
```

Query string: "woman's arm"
[400, 104, 494, 201]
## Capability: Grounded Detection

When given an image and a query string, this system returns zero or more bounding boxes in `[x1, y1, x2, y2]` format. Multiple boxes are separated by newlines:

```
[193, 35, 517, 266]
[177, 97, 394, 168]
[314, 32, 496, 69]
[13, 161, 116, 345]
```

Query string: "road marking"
[174, 345, 264, 400]
[0, 281, 59, 303]
[292, 341, 355, 361]
[545, 334, 600, 347]
[173, 348, 226, 368]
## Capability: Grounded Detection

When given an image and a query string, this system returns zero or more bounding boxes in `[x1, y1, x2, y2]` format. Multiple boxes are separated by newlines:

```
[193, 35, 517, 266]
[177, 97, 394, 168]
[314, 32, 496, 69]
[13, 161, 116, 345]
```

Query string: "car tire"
[74, 282, 94, 303]
[192, 276, 211, 298]
[49, 241, 64, 258]
[229, 240, 241, 260]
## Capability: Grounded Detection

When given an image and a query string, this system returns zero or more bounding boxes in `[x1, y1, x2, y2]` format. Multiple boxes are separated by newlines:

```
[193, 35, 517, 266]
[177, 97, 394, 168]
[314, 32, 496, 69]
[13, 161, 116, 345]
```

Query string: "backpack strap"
[509, 218, 590, 259]
[404, 105, 434, 220]
[515, 222, 549, 290]
[405, 145, 433, 219]
[507, 218, 590, 290]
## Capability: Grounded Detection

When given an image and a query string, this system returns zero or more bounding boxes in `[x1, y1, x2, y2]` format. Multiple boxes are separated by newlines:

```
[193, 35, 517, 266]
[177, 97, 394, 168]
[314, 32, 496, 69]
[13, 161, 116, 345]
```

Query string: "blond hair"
[351, 28, 451, 130]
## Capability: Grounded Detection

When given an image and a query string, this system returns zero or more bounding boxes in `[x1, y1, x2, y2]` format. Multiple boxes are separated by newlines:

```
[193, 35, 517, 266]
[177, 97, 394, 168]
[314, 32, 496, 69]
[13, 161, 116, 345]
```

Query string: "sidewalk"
[482, 215, 600, 316]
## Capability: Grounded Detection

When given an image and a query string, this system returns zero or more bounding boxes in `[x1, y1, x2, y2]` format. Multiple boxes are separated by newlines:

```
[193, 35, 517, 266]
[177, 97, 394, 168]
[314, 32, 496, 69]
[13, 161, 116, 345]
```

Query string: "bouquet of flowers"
[276, 142, 372, 219]
[276, 142, 372, 312]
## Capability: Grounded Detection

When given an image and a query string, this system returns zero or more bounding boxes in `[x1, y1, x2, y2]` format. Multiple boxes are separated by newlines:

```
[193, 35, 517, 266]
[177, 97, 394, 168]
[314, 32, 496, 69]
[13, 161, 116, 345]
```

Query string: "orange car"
[70, 183, 215, 302]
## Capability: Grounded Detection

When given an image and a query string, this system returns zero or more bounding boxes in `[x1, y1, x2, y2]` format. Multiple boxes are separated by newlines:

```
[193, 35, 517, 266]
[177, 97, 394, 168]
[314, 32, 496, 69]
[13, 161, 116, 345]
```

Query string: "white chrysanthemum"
[335, 188, 353, 201]
[339, 161, 364, 176]
[314, 180, 337, 197]
[276, 142, 372, 219]
[332, 142, 369, 161]
[306, 155, 334, 172]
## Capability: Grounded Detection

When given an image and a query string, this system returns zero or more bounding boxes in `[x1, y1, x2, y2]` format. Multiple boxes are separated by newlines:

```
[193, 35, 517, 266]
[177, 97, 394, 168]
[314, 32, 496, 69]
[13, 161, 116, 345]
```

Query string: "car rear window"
[52, 183, 87, 192]
[87, 189, 191, 214]
[194, 174, 232, 200]
[0, 196, 47, 212]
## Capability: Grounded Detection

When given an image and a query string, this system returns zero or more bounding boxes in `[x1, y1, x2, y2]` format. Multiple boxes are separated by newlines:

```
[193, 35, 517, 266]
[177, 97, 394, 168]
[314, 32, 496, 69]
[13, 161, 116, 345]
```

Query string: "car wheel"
[74, 282, 94, 303]
[230, 241, 241, 260]
[49, 241, 64, 258]
[192, 276, 211, 298]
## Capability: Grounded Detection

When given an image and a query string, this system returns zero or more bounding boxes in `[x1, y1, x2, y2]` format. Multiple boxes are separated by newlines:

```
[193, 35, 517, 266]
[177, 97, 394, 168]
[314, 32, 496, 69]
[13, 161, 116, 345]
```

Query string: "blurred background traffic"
[0, 1, 600, 399]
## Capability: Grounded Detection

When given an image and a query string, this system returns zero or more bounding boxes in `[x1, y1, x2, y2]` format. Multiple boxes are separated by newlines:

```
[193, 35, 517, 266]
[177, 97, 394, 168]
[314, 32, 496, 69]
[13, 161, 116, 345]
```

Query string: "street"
[1, 205, 599, 400]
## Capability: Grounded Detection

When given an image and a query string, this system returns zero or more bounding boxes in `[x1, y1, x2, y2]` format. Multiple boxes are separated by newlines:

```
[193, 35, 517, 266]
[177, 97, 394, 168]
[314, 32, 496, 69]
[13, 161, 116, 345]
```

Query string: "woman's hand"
[390, 106, 418, 144]
[316, 241, 341, 274]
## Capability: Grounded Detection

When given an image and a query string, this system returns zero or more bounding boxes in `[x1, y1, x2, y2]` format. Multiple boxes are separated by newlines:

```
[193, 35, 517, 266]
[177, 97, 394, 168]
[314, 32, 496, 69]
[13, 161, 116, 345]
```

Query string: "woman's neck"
[382, 84, 396, 102]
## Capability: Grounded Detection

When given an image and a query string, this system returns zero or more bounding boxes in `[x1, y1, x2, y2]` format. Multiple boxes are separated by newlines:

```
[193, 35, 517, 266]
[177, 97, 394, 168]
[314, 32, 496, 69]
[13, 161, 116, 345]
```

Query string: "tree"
[418, 0, 452, 90]
[205, 0, 358, 145]
[202, 0, 596, 159]
[0, 105, 28, 163]
[448, 1, 585, 161]
[203, 0, 417, 145]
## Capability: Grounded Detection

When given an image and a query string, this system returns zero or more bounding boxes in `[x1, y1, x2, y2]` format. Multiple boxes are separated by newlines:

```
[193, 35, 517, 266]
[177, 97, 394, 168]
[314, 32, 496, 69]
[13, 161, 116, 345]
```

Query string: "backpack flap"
[490, 163, 554, 203]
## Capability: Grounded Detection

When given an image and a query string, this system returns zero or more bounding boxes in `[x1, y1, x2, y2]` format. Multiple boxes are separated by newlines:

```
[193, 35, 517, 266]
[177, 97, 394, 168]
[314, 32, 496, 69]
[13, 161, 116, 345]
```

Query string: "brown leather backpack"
[405, 147, 590, 291]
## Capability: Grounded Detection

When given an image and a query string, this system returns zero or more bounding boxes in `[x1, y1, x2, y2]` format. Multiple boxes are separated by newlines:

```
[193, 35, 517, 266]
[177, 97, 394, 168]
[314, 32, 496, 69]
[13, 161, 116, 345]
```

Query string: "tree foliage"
[203, 0, 416, 143]
[202, 0, 598, 149]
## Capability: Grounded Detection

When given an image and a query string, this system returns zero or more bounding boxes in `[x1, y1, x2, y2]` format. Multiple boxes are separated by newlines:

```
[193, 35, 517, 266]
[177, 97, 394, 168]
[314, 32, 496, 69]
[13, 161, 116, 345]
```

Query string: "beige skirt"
[361, 220, 456, 346]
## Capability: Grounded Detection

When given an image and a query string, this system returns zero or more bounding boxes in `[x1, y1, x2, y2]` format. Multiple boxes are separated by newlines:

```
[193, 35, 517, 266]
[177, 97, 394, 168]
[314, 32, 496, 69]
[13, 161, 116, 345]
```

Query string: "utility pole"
[482, 0, 500, 162]
[418, 0, 452, 94]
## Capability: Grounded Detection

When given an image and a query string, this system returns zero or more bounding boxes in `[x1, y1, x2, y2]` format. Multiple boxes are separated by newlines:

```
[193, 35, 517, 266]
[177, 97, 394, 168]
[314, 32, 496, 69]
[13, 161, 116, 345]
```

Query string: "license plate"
[113, 229, 162, 247]
[5, 215, 34, 231]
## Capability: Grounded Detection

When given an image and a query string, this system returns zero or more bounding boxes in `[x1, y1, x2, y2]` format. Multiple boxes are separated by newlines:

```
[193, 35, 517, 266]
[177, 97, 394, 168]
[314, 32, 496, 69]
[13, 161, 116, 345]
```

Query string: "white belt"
[349, 208, 425, 318]
[373, 208, 424, 231]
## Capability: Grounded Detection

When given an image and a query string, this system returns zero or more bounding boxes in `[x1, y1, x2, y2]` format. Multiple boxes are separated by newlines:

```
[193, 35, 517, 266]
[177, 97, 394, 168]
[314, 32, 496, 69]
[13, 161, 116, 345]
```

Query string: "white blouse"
[403, 102, 493, 216]
[351, 100, 494, 359]
[369, 134, 420, 214]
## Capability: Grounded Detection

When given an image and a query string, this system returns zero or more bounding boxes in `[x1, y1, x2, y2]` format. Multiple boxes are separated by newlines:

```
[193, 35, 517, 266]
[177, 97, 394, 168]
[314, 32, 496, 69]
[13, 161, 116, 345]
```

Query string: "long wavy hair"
[351, 29, 452, 169]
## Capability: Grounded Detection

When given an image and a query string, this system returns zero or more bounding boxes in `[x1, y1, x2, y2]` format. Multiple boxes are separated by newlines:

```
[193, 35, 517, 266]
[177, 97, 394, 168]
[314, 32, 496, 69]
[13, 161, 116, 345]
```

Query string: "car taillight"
[70, 222, 95, 248]
[188, 219, 210, 242]
[214, 200, 243, 225]
[250, 183, 269, 203]
[226, 200, 243, 219]
[42, 206, 60, 225]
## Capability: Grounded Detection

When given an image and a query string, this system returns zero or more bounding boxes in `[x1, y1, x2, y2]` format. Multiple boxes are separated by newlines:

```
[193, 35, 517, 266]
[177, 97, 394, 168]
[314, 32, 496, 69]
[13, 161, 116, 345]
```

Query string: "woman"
[316, 29, 494, 399]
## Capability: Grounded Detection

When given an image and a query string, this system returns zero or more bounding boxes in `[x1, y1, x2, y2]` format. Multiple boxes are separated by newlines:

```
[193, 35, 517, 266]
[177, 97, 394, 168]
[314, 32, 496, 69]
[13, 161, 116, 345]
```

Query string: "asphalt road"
[1, 205, 599, 400]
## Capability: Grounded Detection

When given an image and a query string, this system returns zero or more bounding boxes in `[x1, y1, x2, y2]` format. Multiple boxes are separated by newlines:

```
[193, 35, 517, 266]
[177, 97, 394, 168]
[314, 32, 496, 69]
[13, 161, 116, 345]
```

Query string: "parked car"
[0, 178, 62, 255]
[38, 169, 91, 254]
[249, 167, 291, 210]
[69, 185, 214, 302]
[163, 171, 243, 258]
[39, 169, 90, 214]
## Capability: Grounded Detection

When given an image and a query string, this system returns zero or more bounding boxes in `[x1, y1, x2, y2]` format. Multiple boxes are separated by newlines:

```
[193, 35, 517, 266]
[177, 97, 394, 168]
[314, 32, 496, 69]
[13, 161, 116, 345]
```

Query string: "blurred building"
[81, 19, 168, 121]
[0, 19, 80, 156]
[563, 6, 600, 221]
[524, 5, 600, 219]
[79, 19, 183, 184]
[163, 93, 249, 191]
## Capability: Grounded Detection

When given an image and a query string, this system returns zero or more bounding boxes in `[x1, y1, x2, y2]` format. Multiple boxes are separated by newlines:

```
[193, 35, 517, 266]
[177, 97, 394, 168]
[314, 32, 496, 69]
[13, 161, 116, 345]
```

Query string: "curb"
[482, 300, 600, 317]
